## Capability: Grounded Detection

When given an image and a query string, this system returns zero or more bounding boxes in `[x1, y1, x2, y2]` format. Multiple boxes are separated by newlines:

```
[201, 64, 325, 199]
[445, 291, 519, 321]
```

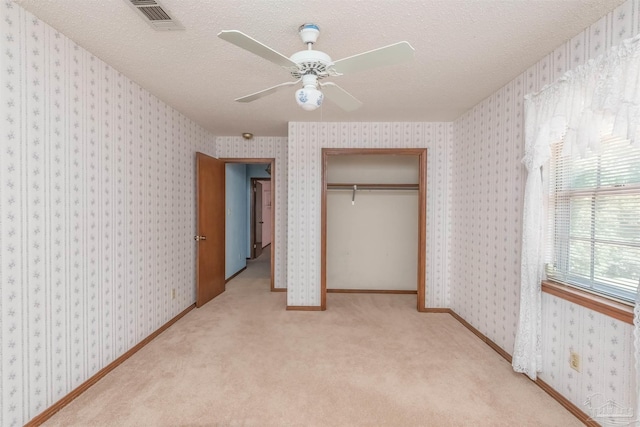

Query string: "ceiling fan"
[217, 24, 415, 112]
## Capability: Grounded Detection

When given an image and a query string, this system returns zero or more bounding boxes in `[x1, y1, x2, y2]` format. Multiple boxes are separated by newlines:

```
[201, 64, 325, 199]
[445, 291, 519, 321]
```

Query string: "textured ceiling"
[15, 0, 626, 137]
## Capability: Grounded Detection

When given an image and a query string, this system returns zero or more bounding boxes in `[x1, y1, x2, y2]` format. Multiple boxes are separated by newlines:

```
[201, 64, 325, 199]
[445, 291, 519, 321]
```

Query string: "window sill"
[541, 280, 634, 325]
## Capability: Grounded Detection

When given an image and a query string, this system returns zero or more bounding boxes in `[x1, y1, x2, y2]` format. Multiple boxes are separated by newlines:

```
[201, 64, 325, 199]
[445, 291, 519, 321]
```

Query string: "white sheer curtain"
[512, 34, 640, 381]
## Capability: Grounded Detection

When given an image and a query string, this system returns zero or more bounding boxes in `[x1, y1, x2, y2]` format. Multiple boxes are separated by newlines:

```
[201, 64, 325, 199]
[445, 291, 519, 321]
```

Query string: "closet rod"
[327, 183, 419, 191]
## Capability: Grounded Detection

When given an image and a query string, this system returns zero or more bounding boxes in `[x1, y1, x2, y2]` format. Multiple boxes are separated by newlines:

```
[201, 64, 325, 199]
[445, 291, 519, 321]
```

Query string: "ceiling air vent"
[126, 0, 183, 31]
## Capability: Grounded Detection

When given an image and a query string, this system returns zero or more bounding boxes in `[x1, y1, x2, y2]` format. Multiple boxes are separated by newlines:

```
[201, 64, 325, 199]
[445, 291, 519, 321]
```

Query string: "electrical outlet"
[171, 289, 176, 300]
[569, 351, 580, 372]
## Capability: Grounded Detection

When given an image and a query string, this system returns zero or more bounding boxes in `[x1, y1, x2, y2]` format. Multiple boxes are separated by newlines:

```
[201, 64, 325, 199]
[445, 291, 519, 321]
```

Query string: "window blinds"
[546, 135, 640, 302]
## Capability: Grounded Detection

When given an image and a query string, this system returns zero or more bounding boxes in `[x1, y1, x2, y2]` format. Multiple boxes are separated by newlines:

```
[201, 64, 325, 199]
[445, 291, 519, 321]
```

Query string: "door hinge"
[253, 244, 256, 248]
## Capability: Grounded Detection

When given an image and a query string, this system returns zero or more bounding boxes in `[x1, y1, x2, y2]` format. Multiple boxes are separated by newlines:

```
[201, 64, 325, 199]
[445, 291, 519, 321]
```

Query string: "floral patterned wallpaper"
[215, 137, 288, 290]
[541, 294, 636, 417]
[287, 122, 452, 308]
[0, 2, 215, 425]
[451, 72, 525, 361]
[450, 0, 638, 415]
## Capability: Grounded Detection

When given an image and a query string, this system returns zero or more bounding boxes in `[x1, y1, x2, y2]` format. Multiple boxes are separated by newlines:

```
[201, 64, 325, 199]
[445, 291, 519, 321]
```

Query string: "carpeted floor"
[43, 247, 581, 426]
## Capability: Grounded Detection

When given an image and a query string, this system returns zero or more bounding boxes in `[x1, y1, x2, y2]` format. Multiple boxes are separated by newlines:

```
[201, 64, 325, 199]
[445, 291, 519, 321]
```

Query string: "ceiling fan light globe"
[295, 87, 323, 111]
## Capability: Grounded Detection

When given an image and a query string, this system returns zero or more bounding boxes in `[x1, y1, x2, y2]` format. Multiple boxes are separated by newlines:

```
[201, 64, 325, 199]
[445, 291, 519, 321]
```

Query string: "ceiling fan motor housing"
[298, 23, 320, 44]
[289, 50, 333, 79]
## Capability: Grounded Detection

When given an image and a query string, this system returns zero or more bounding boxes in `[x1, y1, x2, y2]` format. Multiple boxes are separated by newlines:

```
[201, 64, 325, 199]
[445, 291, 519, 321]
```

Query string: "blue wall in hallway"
[225, 163, 247, 279]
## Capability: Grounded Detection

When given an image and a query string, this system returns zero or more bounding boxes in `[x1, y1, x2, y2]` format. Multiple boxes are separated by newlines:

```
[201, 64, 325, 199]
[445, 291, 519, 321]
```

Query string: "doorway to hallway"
[222, 158, 275, 290]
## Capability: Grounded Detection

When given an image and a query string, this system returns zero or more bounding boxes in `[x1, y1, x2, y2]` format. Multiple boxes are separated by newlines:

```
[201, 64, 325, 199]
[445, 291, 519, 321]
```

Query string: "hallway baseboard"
[225, 267, 247, 283]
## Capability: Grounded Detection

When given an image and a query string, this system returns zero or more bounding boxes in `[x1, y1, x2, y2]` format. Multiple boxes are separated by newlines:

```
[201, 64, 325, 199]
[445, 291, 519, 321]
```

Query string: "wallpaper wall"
[450, 73, 525, 359]
[450, 0, 638, 414]
[287, 122, 452, 308]
[215, 137, 288, 290]
[0, 3, 215, 425]
[541, 293, 636, 417]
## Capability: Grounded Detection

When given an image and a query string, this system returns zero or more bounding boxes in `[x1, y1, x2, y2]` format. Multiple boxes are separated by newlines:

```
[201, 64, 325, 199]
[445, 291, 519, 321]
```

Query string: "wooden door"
[254, 181, 264, 258]
[196, 152, 225, 307]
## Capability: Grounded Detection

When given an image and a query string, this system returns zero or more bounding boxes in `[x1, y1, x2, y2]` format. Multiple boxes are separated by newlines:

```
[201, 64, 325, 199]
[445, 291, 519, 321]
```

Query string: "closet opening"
[321, 148, 427, 311]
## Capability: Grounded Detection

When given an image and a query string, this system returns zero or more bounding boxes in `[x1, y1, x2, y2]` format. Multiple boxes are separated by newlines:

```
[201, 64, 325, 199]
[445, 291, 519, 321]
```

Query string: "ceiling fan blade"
[218, 30, 298, 69]
[320, 82, 363, 111]
[332, 41, 415, 75]
[235, 80, 300, 103]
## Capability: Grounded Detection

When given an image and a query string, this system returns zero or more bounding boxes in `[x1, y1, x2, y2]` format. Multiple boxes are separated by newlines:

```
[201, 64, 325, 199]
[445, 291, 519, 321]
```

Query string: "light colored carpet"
[43, 250, 581, 427]
[243, 244, 271, 280]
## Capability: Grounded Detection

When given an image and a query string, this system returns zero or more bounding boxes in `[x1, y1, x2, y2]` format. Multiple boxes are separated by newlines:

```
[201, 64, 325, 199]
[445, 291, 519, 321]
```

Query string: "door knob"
[194, 235, 207, 241]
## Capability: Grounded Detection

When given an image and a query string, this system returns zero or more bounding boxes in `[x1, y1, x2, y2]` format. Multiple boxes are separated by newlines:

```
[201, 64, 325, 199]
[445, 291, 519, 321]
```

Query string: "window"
[545, 133, 640, 303]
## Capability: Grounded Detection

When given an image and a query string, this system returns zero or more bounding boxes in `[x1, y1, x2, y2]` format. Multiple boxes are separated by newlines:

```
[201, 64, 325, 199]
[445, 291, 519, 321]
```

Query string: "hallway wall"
[225, 164, 248, 278]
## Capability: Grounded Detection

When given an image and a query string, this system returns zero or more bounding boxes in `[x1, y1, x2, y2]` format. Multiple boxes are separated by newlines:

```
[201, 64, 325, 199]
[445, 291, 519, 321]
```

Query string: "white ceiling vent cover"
[126, 0, 183, 31]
